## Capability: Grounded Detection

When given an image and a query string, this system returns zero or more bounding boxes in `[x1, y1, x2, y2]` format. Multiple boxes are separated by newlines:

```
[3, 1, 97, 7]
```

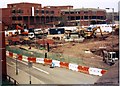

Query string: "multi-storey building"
[2, 2, 107, 29]
[106, 12, 119, 24]
[61, 8, 106, 26]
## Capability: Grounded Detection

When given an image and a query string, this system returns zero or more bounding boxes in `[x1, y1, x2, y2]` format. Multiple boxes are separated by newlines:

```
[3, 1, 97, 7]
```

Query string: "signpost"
[28, 61, 32, 84]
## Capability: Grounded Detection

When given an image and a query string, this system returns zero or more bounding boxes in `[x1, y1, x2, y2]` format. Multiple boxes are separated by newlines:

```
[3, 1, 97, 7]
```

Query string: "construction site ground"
[51, 34, 118, 69]
[7, 32, 119, 70]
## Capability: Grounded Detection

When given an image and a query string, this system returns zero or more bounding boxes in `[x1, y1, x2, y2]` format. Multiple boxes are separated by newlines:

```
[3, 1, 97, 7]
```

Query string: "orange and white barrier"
[6, 51, 107, 76]
[36, 58, 44, 64]
[52, 60, 60, 67]
[69, 63, 78, 72]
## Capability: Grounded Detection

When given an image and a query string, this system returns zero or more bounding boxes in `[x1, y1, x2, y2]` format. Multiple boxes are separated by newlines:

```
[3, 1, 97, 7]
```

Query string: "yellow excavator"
[76, 26, 103, 38]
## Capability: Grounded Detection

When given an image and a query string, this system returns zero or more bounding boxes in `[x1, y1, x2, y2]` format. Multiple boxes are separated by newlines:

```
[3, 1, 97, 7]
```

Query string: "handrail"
[4, 75, 19, 85]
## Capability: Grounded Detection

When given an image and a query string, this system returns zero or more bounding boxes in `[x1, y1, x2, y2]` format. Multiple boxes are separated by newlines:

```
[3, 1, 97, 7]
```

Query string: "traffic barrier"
[101, 69, 107, 75]
[60, 62, 69, 69]
[22, 55, 28, 62]
[28, 57, 36, 63]
[44, 58, 52, 65]
[6, 51, 9, 56]
[89, 67, 102, 76]
[6, 51, 107, 76]
[13, 53, 17, 58]
[9, 52, 13, 57]
[52, 60, 60, 67]
[78, 66, 89, 74]
[17, 54, 22, 60]
[36, 58, 44, 64]
[69, 63, 78, 71]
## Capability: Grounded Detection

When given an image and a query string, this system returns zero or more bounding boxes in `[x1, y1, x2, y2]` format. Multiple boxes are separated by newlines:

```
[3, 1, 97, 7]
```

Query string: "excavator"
[16, 25, 29, 36]
[76, 26, 103, 38]
[6, 25, 30, 45]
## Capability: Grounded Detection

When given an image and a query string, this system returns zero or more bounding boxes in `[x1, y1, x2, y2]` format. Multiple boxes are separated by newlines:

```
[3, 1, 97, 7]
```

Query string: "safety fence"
[6, 51, 107, 76]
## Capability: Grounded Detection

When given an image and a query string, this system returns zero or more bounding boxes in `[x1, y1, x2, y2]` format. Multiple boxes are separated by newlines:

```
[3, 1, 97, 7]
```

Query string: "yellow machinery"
[76, 26, 103, 38]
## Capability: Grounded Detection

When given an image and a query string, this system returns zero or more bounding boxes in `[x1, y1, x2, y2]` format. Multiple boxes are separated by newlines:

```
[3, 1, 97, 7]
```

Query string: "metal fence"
[6, 46, 86, 66]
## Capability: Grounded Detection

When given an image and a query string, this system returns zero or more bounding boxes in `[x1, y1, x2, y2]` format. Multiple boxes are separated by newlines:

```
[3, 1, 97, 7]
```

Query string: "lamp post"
[16, 56, 18, 75]
[105, 8, 114, 51]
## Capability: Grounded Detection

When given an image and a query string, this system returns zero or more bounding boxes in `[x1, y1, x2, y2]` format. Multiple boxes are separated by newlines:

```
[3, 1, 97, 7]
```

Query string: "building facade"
[61, 8, 106, 26]
[2, 2, 107, 29]
[106, 12, 119, 24]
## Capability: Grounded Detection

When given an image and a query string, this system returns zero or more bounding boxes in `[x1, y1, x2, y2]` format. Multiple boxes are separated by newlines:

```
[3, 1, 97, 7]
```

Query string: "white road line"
[7, 57, 49, 75]
[7, 63, 45, 84]
[33, 66, 49, 75]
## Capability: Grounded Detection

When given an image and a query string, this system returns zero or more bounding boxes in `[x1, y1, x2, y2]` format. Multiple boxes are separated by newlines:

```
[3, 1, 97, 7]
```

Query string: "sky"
[0, 0, 120, 12]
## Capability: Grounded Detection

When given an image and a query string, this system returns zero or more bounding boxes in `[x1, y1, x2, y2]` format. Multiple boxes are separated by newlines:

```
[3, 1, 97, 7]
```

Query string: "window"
[12, 9, 16, 13]
[84, 11, 88, 14]
[12, 16, 16, 20]
[18, 16, 22, 20]
[35, 9, 39, 13]
[70, 12, 74, 14]
[41, 10, 44, 14]
[17, 9, 23, 14]
[65, 12, 69, 14]
[51, 11, 54, 14]
[46, 10, 49, 14]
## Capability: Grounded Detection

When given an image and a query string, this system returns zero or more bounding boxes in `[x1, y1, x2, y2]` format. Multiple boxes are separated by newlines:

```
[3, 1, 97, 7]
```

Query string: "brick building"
[2, 2, 107, 29]
[61, 8, 106, 26]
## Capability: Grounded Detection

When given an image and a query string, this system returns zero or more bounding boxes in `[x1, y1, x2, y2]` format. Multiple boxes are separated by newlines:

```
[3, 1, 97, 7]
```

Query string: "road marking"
[7, 57, 49, 75]
[33, 66, 49, 75]
[7, 63, 45, 84]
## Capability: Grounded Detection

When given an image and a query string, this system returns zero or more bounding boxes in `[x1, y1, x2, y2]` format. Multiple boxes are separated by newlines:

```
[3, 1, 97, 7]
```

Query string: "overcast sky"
[1, 0, 120, 12]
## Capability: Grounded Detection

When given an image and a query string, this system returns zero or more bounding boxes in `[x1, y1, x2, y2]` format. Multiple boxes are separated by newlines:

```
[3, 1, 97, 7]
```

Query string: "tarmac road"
[7, 57, 100, 84]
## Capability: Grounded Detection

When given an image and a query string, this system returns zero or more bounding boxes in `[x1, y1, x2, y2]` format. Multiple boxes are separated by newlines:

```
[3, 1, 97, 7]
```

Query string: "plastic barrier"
[52, 60, 60, 67]
[69, 63, 78, 71]
[101, 70, 107, 75]
[78, 65, 89, 74]
[17, 54, 22, 60]
[6, 51, 9, 56]
[28, 57, 36, 63]
[9, 52, 13, 57]
[89, 67, 102, 76]
[36, 58, 44, 64]
[44, 58, 52, 65]
[6, 51, 107, 76]
[22, 55, 28, 62]
[13, 53, 17, 58]
[60, 62, 69, 69]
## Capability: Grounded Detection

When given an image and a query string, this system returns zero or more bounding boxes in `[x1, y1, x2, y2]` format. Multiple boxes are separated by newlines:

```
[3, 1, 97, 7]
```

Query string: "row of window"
[12, 16, 105, 21]
[12, 10, 23, 13]
[35, 10, 54, 14]
[12, 9, 55, 14]
[68, 16, 105, 20]
[63, 11, 99, 15]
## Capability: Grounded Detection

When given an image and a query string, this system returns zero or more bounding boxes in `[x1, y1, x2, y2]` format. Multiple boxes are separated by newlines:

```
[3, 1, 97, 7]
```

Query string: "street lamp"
[16, 56, 18, 75]
[105, 8, 114, 51]
[105, 8, 114, 25]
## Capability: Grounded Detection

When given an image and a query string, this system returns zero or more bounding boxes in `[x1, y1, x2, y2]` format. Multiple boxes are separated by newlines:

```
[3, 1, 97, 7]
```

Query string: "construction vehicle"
[102, 50, 118, 66]
[47, 27, 65, 40]
[76, 26, 103, 38]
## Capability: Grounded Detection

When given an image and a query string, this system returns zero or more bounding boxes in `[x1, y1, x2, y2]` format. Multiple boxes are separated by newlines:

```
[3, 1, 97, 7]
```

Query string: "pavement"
[6, 57, 100, 84]
[7, 62, 45, 84]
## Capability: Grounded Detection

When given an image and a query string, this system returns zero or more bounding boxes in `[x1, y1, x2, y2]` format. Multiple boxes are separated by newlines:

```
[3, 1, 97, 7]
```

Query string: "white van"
[28, 32, 34, 39]
[34, 28, 43, 35]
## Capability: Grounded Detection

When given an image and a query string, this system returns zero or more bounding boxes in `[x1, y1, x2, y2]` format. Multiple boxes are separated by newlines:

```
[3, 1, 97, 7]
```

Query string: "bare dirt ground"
[50, 33, 119, 69]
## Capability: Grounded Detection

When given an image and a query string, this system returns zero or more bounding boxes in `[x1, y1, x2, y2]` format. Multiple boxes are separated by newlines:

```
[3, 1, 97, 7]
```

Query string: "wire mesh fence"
[6, 46, 86, 65]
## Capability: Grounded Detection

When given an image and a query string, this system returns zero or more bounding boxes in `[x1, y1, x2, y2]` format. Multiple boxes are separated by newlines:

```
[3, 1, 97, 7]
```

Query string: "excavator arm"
[91, 26, 103, 37]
